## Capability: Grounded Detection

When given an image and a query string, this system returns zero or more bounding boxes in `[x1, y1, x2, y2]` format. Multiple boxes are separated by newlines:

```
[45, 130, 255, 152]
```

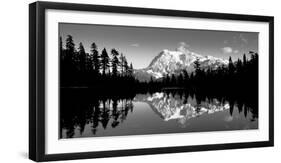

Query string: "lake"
[60, 89, 258, 139]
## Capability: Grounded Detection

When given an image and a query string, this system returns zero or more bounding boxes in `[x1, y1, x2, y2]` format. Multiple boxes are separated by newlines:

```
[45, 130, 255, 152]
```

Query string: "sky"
[59, 23, 258, 69]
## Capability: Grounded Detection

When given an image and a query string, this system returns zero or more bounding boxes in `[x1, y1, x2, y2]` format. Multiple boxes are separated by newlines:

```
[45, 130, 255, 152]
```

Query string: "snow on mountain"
[134, 46, 228, 81]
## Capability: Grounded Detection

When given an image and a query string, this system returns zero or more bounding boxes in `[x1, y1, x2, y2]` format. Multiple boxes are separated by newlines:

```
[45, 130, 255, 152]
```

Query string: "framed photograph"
[29, 1, 274, 162]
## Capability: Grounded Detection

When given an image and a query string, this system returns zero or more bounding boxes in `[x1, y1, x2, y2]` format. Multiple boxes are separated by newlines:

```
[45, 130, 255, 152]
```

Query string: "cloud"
[221, 47, 233, 54]
[176, 42, 190, 53]
[130, 43, 139, 47]
[233, 50, 239, 54]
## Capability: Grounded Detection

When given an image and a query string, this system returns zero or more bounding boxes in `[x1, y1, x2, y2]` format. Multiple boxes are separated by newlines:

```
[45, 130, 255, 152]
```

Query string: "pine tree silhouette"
[111, 48, 119, 77]
[78, 42, 86, 72]
[100, 48, 110, 76]
[90, 42, 100, 75]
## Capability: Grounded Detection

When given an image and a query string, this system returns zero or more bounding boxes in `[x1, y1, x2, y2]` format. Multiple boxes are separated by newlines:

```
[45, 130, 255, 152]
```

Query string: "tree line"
[60, 35, 135, 92]
[143, 51, 258, 92]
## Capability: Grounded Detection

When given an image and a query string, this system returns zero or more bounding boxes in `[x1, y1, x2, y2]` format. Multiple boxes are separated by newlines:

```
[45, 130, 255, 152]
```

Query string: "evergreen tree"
[119, 53, 126, 75]
[249, 51, 258, 65]
[182, 69, 189, 87]
[65, 35, 76, 72]
[165, 74, 170, 87]
[111, 48, 120, 76]
[171, 74, 176, 86]
[243, 54, 247, 66]
[78, 42, 86, 72]
[90, 42, 100, 74]
[85, 53, 93, 72]
[100, 48, 110, 75]
[228, 56, 235, 74]
[124, 58, 129, 76]
[65, 35, 75, 59]
[178, 73, 184, 86]
[128, 63, 133, 76]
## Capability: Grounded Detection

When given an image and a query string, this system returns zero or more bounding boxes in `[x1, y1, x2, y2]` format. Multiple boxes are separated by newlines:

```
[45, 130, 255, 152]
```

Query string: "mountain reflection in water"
[140, 92, 231, 125]
[60, 89, 258, 139]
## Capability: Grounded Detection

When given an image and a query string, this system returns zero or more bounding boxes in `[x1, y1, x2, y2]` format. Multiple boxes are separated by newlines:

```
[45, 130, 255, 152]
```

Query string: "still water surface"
[60, 90, 258, 139]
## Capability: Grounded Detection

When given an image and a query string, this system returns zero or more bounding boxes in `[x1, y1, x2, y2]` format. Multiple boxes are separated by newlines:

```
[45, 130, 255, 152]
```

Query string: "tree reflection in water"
[60, 89, 257, 138]
[60, 89, 134, 138]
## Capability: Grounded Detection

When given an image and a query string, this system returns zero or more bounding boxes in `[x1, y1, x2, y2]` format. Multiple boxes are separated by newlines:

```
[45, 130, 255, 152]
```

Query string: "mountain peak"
[135, 46, 228, 81]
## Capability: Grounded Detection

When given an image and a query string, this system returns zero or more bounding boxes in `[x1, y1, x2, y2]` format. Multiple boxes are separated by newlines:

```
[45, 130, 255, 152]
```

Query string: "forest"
[60, 35, 135, 93]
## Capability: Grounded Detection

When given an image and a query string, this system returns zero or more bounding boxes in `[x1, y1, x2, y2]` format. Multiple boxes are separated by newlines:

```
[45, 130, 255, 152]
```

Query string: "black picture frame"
[29, 1, 274, 162]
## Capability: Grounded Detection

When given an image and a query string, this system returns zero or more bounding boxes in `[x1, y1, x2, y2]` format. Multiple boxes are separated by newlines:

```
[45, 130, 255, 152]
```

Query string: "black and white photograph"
[59, 23, 259, 139]
[26, 1, 274, 162]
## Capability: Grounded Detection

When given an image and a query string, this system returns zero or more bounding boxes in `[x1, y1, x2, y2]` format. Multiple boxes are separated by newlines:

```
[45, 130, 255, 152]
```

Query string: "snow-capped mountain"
[134, 46, 228, 81]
